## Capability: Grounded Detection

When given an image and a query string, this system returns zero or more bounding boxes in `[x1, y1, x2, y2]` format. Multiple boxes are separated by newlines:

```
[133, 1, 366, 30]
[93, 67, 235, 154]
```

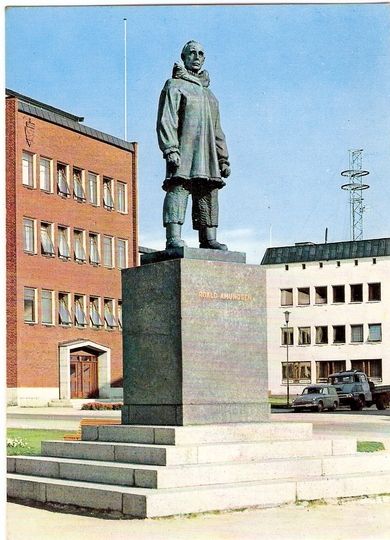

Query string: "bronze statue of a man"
[157, 40, 230, 250]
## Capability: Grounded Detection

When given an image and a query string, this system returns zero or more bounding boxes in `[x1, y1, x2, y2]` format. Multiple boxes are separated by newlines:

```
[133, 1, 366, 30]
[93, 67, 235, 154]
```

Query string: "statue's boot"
[166, 223, 187, 249]
[199, 227, 228, 251]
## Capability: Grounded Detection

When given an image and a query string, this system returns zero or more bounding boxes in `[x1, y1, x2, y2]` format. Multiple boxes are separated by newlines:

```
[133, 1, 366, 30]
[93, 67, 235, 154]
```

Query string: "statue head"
[181, 41, 205, 73]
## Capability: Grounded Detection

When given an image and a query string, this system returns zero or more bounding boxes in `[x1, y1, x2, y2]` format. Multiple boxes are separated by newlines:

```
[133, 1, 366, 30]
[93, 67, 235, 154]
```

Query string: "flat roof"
[261, 237, 390, 265]
[6, 88, 135, 153]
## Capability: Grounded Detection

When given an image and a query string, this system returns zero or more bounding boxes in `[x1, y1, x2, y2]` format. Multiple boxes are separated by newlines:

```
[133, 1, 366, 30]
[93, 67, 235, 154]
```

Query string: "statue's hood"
[172, 62, 210, 87]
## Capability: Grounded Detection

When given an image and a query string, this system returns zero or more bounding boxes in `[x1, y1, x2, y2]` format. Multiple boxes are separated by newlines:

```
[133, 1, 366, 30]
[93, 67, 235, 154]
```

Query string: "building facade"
[261, 239, 390, 396]
[6, 89, 138, 405]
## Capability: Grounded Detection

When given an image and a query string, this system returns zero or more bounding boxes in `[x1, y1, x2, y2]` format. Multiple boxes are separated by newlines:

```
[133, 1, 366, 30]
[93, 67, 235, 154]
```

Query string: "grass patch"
[7, 428, 68, 455]
[269, 396, 290, 406]
[357, 441, 385, 453]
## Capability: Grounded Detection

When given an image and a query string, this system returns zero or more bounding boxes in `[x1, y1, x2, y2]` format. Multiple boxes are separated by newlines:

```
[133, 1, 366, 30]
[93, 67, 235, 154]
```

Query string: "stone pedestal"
[121, 248, 269, 425]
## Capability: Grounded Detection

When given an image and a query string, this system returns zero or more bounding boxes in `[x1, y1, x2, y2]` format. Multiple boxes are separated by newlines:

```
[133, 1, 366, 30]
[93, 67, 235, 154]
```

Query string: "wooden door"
[70, 354, 98, 398]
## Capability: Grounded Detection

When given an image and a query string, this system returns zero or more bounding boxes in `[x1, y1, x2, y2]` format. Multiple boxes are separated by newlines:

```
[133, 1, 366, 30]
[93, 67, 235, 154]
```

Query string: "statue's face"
[182, 42, 205, 73]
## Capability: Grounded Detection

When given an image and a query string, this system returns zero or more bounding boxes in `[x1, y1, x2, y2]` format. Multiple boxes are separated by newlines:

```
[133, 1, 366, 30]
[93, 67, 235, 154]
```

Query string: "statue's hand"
[166, 152, 181, 168]
[220, 163, 231, 178]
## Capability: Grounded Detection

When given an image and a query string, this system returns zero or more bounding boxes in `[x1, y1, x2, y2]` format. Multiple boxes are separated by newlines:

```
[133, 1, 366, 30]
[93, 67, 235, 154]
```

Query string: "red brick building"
[6, 89, 138, 405]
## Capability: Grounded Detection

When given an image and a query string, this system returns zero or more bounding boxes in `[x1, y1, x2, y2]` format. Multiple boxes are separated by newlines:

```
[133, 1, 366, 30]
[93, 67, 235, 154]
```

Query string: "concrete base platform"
[7, 423, 390, 518]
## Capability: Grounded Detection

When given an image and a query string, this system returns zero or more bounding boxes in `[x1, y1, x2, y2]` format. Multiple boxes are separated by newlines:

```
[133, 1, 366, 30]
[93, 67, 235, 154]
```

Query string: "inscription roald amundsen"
[199, 291, 253, 301]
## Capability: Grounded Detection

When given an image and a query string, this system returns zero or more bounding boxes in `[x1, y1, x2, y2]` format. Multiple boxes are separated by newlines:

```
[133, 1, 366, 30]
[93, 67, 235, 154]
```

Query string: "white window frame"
[103, 177, 115, 210]
[298, 326, 311, 345]
[73, 168, 86, 202]
[117, 238, 128, 269]
[74, 229, 86, 263]
[368, 323, 382, 342]
[74, 294, 87, 327]
[58, 225, 71, 259]
[90, 296, 103, 328]
[89, 232, 100, 265]
[39, 156, 52, 192]
[58, 292, 72, 326]
[23, 217, 36, 254]
[57, 162, 71, 197]
[104, 298, 118, 329]
[117, 300, 122, 330]
[87, 172, 99, 206]
[351, 324, 364, 343]
[22, 151, 35, 188]
[41, 289, 54, 326]
[24, 286, 37, 324]
[116, 181, 127, 213]
[40, 222, 55, 256]
[280, 288, 293, 307]
[103, 235, 114, 268]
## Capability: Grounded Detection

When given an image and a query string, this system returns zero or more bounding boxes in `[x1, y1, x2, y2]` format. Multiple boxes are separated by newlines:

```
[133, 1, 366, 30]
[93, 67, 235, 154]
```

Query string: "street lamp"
[284, 310, 291, 408]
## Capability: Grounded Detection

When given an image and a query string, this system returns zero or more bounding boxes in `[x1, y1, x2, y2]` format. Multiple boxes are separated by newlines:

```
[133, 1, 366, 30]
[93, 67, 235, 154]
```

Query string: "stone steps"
[8, 470, 390, 518]
[39, 437, 356, 466]
[7, 451, 390, 489]
[8, 423, 390, 518]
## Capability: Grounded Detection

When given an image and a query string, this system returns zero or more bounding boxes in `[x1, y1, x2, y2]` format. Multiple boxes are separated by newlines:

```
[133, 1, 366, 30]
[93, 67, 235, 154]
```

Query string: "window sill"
[367, 340, 382, 344]
[42, 323, 55, 327]
[75, 259, 86, 264]
[59, 257, 71, 262]
[24, 251, 37, 256]
[22, 184, 35, 190]
[314, 343, 329, 346]
[24, 321, 37, 326]
[42, 253, 55, 258]
[332, 342, 346, 345]
[40, 189, 52, 194]
[367, 300, 381, 303]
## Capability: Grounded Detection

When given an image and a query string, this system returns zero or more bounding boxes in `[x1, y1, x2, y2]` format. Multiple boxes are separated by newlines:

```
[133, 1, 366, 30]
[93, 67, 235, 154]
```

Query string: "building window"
[41, 289, 54, 325]
[58, 292, 72, 326]
[368, 324, 382, 342]
[117, 181, 127, 213]
[354, 260, 358, 266]
[58, 226, 71, 259]
[333, 325, 346, 344]
[315, 326, 328, 344]
[23, 218, 35, 253]
[285, 265, 289, 271]
[298, 327, 311, 345]
[368, 283, 381, 302]
[117, 239, 127, 269]
[74, 295, 87, 327]
[118, 300, 122, 330]
[104, 299, 118, 329]
[351, 324, 364, 343]
[22, 152, 34, 187]
[282, 361, 311, 384]
[90, 297, 103, 328]
[319, 262, 323, 268]
[103, 177, 114, 210]
[337, 261, 341, 267]
[39, 157, 52, 192]
[73, 168, 86, 202]
[315, 286, 327, 304]
[351, 359, 382, 382]
[350, 283, 363, 302]
[24, 287, 37, 323]
[302, 264, 306, 270]
[103, 236, 114, 267]
[40, 222, 55, 256]
[57, 163, 70, 197]
[74, 229, 86, 262]
[281, 327, 294, 346]
[88, 172, 99, 205]
[297, 287, 310, 305]
[89, 233, 100, 265]
[280, 288, 293, 306]
[316, 360, 346, 383]
[332, 285, 345, 303]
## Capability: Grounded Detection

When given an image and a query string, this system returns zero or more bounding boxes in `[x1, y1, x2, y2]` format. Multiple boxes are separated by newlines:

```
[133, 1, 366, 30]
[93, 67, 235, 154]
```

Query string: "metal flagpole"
[124, 18, 127, 141]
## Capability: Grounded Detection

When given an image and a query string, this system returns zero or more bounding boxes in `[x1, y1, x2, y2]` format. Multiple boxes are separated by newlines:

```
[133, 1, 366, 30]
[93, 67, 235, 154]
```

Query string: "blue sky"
[6, 4, 390, 262]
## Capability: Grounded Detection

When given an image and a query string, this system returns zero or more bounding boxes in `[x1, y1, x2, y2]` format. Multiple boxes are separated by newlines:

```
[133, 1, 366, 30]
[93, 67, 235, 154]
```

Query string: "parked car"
[292, 384, 339, 412]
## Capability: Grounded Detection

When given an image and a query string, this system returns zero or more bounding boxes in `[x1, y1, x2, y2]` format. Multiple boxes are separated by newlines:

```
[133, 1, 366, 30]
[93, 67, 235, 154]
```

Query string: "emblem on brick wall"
[25, 119, 35, 146]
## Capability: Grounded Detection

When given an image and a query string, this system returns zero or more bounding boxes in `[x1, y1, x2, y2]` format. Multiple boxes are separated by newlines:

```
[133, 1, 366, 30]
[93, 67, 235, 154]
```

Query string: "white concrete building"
[261, 238, 390, 396]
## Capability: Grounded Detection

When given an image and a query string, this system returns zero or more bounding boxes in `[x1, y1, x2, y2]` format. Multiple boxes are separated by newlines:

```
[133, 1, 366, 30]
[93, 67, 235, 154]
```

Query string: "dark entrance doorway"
[70, 354, 99, 398]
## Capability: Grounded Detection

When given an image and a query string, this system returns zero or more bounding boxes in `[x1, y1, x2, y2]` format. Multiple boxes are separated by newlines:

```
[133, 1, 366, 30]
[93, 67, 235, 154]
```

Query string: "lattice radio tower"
[341, 149, 370, 241]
